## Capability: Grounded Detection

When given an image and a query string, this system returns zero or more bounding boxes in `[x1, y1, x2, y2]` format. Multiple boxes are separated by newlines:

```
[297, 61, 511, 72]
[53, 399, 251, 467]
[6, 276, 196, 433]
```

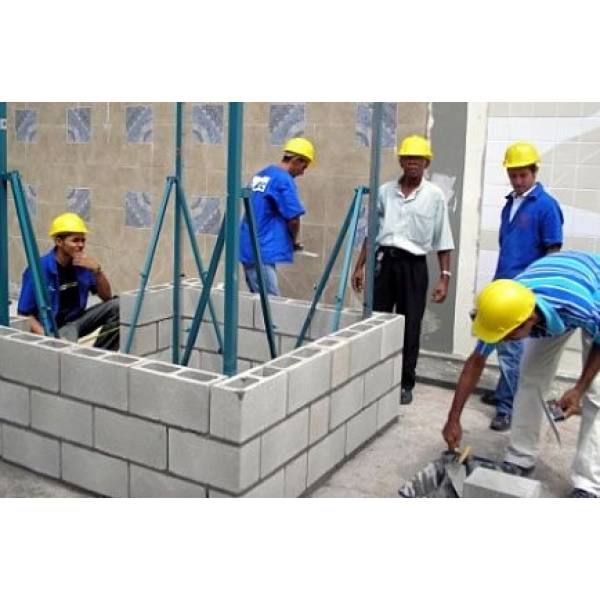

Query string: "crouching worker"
[17, 212, 119, 351]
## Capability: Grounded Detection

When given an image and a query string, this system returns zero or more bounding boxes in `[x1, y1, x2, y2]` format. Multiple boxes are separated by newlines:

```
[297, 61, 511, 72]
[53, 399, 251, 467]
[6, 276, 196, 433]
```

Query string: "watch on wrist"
[441, 270, 451, 278]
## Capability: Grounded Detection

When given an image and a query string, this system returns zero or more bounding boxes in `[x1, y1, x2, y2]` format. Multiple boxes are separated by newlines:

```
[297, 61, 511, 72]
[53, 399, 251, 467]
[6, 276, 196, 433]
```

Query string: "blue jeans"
[243, 263, 280, 296]
[494, 339, 524, 418]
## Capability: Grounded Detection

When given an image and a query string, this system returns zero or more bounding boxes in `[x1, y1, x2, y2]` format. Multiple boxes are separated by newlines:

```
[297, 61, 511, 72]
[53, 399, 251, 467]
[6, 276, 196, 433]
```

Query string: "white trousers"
[504, 330, 600, 495]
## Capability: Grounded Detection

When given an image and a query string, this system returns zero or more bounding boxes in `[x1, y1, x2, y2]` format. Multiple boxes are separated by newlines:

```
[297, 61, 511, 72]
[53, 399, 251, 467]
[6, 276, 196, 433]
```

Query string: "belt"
[379, 246, 424, 260]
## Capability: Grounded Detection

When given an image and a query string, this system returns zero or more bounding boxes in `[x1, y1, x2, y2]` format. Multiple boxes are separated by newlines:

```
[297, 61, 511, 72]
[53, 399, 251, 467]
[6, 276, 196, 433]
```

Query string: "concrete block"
[260, 408, 309, 477]
[157, 318, 173, 350]
[208, 489, 235, 498]
[62, 442, 128, 497]
[279, 334, 298, 356]
[31, 390, 93, 445]
[119, 322, 157, 356]
[330, 375, 364, 429]
[307, 425, 346, 487]
[369, 314, 405, 359]
[169, 430, 260, 493]
[255, 298, 310, 336]
[285, 452, 308, 497]
[463, 468, 542, 498]
[211, 366, 287, 443]
[364, 358, 394, 405]
[0, 325, 20, 336]
[308, 306, 336, 341]
[95, 408, 167, 469]
[309, 395, 330, 444]
[130, 465, 207, 497]
[183, 284, 202, 319]
[61, 347, 142, 410]
[243, 470, 285, 498]
[9, 316, 30, 332]
[313, 336, 350, 388]
[120, 285, 173, 325]
[392, 353, 403, 386]
[1, 424, 60, 477]
[209, 288, 255, 328]
[0, 333, 69, 392]
[345, 322, 383, 375]
[237, 327, 272, 362]
[338, 308, 363, 329]
[377, 387, 400, 430]
[346, 403, 378, 455]
[130, 361, 224, 432]
[200, 351, 222, 373]
[184, 318, 220, 353]
[0, 380, 29, 425]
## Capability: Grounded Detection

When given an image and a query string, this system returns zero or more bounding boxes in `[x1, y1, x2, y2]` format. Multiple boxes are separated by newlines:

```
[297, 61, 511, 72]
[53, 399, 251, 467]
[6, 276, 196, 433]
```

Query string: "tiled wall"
[6, 102, 428, 303]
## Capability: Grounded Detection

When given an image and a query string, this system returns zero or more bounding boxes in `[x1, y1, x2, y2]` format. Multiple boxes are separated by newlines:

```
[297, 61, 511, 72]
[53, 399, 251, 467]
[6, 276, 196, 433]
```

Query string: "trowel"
[446, 446, 472, 497]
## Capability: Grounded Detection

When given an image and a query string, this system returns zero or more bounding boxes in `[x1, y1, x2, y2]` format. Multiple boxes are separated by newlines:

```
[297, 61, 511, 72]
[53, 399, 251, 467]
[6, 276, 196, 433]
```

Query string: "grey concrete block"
[237, 327, 272, 362]
[184, 318, 221, 352]
[62, 442, 128, 497]
[120, 285, 173, 325]
[364, 358, 394, 405]
[200, 351, 222, 373]
[392, 353, 403, 386]
[9, 316, 30, 332]
[243, 469, 285, 498]
[31, 390, 92, 445]
[130, 465, 207, 497]
[120, 322, 157, 356]
[330, 375, 364, 429]
[308, 306, 336, 341]
[346, 403, 378, 455]
[210, 366, 287, 443]
[130, 361, 224, 433]
[61, 347, 142, 410]
[463, 468, 542, 498]
[157, 318, 173, 350]
[369, 315, 405, 359]
[307, 425, 346, 487]
[169, 430, 260, 493]
[377, 387, 400, 430]
[285, 452, 308, 497]
[208, 489, 235, 498]
[338, 308, 363, 329]
[255, 298, 310, 336]
[279, 334, 298, 356]
[309, 395, 330, 444]
[1, 424, 60, 477]
[0, 380, 29, 425]
[95, 408, 167, 469]
[260, 408, 309, 477]
[345, 323, 383, 375]
[209, 288, 255, 328]
[314, 336, 350, 388]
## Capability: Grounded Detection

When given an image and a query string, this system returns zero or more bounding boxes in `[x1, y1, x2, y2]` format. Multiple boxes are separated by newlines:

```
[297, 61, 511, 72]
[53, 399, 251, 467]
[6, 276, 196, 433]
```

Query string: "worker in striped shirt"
[443, 251, 600, 498]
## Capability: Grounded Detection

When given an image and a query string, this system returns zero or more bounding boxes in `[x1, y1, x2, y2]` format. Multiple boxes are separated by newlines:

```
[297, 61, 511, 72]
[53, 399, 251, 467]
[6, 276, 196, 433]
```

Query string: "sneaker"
[568, 488, 598, 498]
[400, 388, 413, 405]
[499, 461, 535, 477]
[490, 413, 511, 431]
[480, 390, 497, 406]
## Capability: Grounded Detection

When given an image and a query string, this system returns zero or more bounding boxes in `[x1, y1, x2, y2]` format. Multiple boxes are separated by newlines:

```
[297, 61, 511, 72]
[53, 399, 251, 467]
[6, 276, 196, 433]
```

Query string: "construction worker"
[481, 141, 563, 432]
[17, 212, 119, 351]
[352, 135, 455, 405]
[239, 137, 314, 296]
[442, 251, 600, 498]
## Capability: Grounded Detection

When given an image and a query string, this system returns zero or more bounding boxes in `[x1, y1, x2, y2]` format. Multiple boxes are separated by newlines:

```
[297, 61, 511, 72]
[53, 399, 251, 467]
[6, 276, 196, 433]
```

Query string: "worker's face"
[400, 156, 429, 179]
[288, 156, 310, 178]
[507, 166, 537, 196]
[503, 313, 538, 341]
[55, 233, 86, 258]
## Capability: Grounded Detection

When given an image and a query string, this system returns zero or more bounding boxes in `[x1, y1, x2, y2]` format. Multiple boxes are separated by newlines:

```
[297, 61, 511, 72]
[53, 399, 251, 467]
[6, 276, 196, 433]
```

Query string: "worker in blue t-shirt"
[481, 141, 563, 433]
[239, 137, 315, 296]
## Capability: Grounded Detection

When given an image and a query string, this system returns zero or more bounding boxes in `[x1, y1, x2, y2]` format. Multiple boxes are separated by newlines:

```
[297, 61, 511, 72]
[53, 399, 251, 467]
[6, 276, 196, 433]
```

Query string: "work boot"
[499, 461, 534, 477]
[400, 388, 413, 405]
[480, 390, 497, 406]
[568, 488, 598, 498]
[490, 413, 511, 431]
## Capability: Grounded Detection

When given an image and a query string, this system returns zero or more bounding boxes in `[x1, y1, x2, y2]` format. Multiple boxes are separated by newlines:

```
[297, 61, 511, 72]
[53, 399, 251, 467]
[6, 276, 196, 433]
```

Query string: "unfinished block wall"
[0, 283, 404, 497]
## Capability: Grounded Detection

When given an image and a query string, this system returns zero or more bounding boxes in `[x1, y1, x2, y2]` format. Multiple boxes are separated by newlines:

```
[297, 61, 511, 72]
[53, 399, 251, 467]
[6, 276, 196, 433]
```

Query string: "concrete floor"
[0, 383, 580, 498]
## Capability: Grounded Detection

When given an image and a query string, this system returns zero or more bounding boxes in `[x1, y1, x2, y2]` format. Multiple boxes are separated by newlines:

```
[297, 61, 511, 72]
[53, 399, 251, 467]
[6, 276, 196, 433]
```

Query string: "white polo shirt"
[375, 178, 455, 256]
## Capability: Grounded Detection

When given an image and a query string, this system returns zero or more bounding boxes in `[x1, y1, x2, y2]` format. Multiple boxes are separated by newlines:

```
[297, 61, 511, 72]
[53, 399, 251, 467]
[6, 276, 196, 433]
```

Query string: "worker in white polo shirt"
[352, 135, 455, 405]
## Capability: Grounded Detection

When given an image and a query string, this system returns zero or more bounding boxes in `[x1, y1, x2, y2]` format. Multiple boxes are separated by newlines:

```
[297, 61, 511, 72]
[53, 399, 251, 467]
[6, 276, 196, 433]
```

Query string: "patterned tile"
[192, 104, 224, 144]
[355, 103, 397, 148]
[66, 187, 91, 221]
[66, 107, 92, 143]
[15, 109, 37, 142]
[126, 105, 153, 143]
[269, 104, 305, 145]
[125, 191, 152, 228]
[22, 183, 37, 218]
[190, 196, 221, 234]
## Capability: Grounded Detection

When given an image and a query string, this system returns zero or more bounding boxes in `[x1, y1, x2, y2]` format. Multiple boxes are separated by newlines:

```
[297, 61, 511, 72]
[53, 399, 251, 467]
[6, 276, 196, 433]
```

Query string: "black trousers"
[373, 247, 428, 391]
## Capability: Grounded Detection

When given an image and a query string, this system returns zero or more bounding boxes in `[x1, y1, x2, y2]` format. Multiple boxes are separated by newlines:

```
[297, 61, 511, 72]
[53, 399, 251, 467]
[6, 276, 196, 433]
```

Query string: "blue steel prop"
[0, 102, 8, 326]
[172, 102, 184, 363]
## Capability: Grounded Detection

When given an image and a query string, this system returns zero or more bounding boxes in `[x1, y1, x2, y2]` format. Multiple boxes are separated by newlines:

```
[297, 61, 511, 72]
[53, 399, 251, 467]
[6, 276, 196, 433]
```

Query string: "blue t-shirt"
[494, 182, 563, 280]
[239, 165, 305, 266]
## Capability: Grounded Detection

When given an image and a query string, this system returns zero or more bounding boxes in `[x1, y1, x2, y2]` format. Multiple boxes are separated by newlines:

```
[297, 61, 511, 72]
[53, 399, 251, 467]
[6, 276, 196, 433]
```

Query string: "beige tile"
[532, 102, 557, 117]
[576, 165, 600, 190]
[509, 103, 534, 117]
[306, 103, 355, 126]
[564, 236, 596, 251]
[487, 103, 510, 117]
[556, 103, 583, 117]
[573, 189, 600, 212]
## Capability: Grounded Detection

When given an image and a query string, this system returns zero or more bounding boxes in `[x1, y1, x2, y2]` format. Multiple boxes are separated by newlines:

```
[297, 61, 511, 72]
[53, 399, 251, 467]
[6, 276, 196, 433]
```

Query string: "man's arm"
[559, 343, 600, 418]
[431, 250, 451, 303]
[287, 217, 301, 246]
[72, 255, 112, 301]
[351, 240, 367, 292]
[442, 351, 487, 449]
[545, 244, 562, 254]
[28, 315, 45, 335]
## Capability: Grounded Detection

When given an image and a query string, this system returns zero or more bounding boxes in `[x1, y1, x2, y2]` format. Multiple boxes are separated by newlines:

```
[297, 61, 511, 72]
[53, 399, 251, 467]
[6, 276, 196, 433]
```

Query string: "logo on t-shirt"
[252, 175, 270, 192]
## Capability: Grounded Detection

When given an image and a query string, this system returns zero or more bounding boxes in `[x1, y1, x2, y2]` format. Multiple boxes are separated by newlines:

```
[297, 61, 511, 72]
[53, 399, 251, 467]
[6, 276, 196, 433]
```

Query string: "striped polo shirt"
[475, 251, 600, 357]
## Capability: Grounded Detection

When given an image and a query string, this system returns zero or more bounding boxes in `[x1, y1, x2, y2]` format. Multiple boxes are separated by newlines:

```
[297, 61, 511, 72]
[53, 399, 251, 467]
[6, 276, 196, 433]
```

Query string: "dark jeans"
[494, 339, 524, 417]
[373, 247, 428, 391]
[59, 297, 120, 351]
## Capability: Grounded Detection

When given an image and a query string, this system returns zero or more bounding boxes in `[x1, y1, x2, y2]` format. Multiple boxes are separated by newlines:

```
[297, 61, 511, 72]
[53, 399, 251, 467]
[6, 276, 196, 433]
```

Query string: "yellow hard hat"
[503, 141, 541, 169]
[472, 279, 536, 343]
[397, 135, 434, 160]
[48, 212, 89, 237]
[282, 137, 315, 163]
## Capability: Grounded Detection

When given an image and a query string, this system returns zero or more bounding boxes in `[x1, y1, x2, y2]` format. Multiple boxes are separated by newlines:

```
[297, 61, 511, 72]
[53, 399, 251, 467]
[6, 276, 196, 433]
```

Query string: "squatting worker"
[239, 137, 314, 296]
[442, 251, 600, 498]
[352, 135, 455, 406]
[18, 212, 120, 350]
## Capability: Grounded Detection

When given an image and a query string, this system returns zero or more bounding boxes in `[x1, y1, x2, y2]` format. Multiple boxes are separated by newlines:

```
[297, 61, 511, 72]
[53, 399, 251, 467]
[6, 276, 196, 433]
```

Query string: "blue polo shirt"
[239, 164, 305, 266]
[494, 182, 563, 280]
[17, 249, 97, 325]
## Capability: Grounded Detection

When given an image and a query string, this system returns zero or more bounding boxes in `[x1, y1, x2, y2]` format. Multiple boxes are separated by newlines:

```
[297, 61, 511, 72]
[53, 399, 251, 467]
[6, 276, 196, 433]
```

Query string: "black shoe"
[499, 461, 534, 477]
[481, 390, 497, 406]
[568, 488, 598, 498]
[490, 413, 511, 431]
[400, 388, 413, 405]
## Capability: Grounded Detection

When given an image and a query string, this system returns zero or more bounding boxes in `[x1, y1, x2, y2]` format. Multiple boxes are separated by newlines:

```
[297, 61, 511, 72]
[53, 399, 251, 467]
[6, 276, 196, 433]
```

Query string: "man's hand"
[558, 386, 584, 419]
[72, 253, 101, 274]
[431, 278, 449, 303]
[352, 268, 365, 292]
[442, 418, 462, 451]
